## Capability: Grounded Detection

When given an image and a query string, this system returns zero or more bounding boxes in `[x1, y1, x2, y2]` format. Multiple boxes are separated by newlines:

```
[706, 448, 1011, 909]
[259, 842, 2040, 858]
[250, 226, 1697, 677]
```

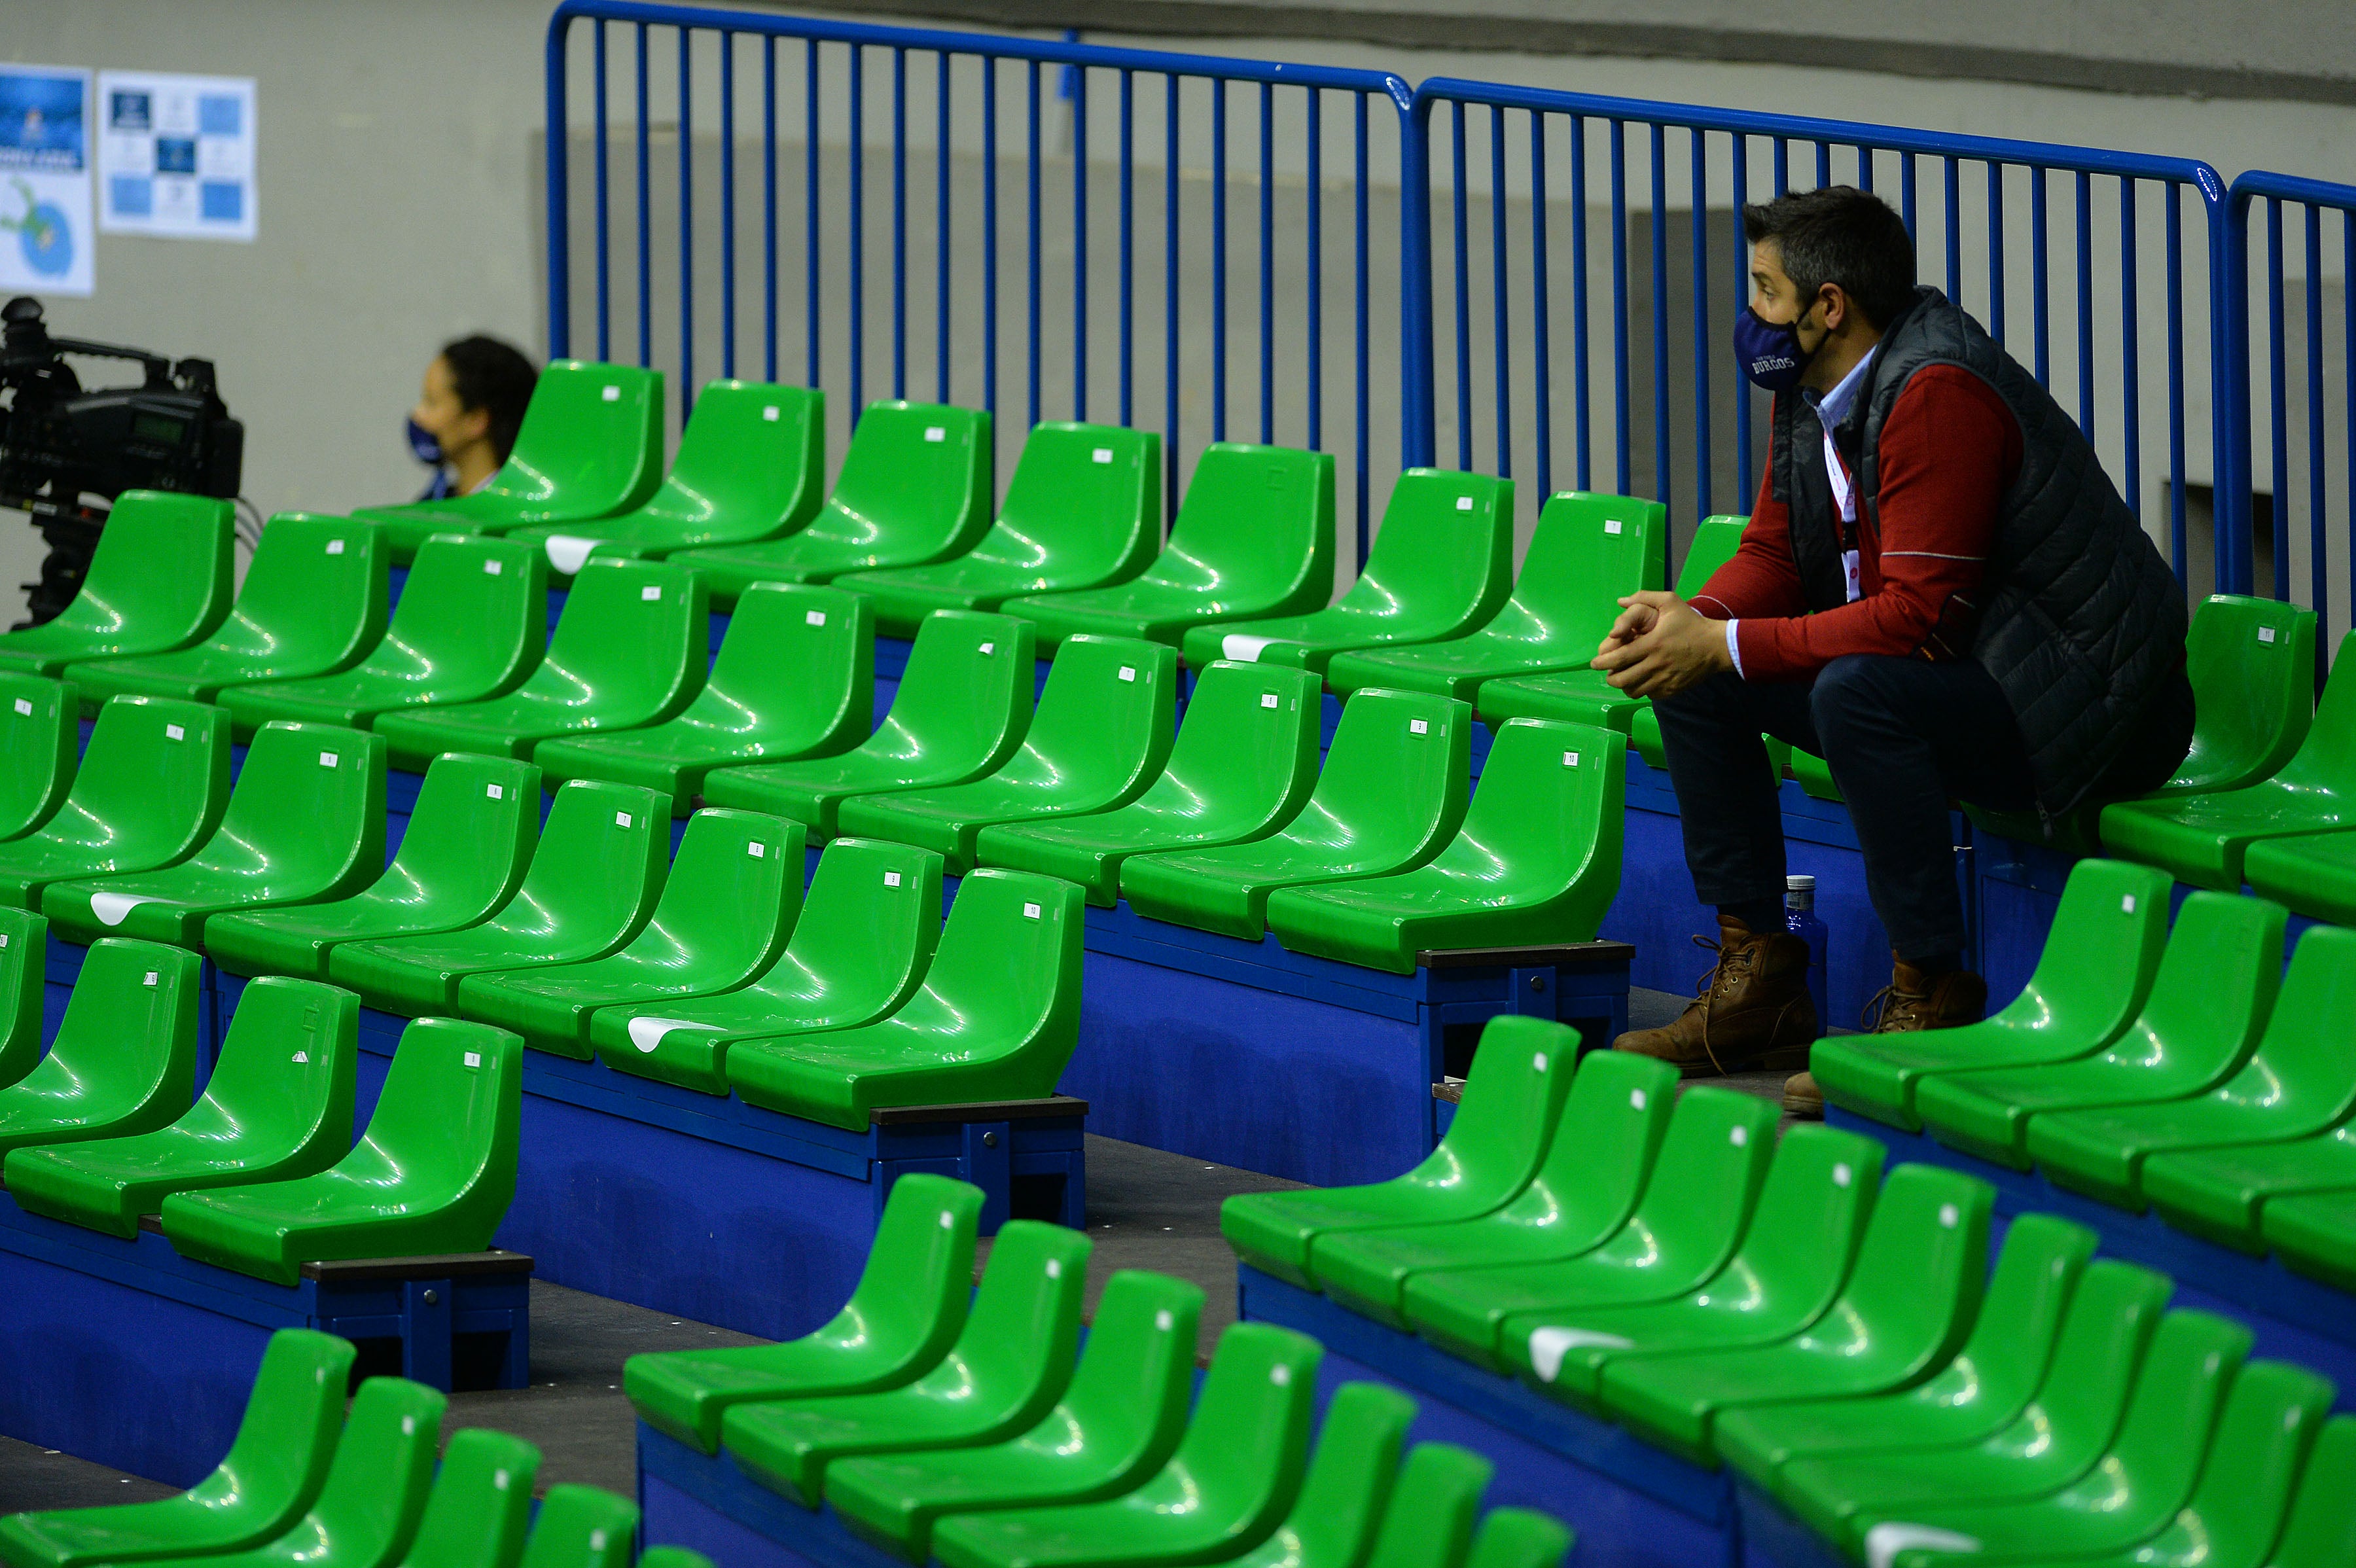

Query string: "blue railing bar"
[1899, 148, 1916, 237]
[1530, 110, 1554, 503]
[1854, 141, 1871, 194]
[1986, 161, 2005, 346]
[1120, 69, 1135, 429]
[937, 50, 951, 405]
[849, 42, 865, 418]
[1610, 117, 1631, 496]
[1490, 105, 1512, 478]
[1450, 98, 1472, 470]
[2028, 166, 2049, 385]
[1571, 114, 1590, 491]
[1305, 86, 1323, 458]
[1026, 59, 1040, 427]
[1164, 72, 1179, 530]
[1650, 122, 1670, 515]
[2165, 192, 2190, 586]
[1213, 77, 1228, 440]
[2267, 196, 2289, 600]
[721, 31, 736, 380]
[1689, 125, 1711, 520]
[1814, 138, 1829, 188]
[1353, 90, 1372, 563]
[2074, 171, 2093, 435]
[1942, 156, 1960, 298]
[2346, 213, 2355, 643]
[1730, 131, 1750, 499]
[678, 24, 696, 414]
[804, 40, 819, 390]
[2120, 179, 2145, 537]
[891, 46, 906, 401]
[1398, 95, 1435, 471]
[635, 23, 651, 368]
[1772, 135, 1787, 197]
[584, 21, 607, 358]
[983, 58, 998, 423]
[1074, 61, 1089, 420]
[2306, 201, 2326, 643]
[762, 36, 777, 382]
[1260, 81, 1275, 444]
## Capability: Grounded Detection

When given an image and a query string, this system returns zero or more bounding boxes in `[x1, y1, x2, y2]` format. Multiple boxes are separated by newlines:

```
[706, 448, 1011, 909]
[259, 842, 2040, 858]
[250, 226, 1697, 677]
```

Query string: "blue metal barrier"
[2227, 170, 2356, 674]
[1406, 80, 2236, 586]
[543, 1, 1425, 565]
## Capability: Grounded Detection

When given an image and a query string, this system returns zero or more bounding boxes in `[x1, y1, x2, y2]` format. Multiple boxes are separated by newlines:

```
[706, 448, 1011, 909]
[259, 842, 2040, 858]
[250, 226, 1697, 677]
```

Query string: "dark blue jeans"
[1654, 654, 2039, 966]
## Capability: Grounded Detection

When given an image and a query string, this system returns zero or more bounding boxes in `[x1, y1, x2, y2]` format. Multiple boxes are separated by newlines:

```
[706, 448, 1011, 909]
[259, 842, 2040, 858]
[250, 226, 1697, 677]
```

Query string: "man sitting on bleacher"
[1591, 185, 2192, 1118]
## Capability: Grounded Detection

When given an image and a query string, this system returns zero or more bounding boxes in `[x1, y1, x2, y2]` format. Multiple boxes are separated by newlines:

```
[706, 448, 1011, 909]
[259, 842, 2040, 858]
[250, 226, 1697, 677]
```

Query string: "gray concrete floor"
[2, 991, 1794, 1510]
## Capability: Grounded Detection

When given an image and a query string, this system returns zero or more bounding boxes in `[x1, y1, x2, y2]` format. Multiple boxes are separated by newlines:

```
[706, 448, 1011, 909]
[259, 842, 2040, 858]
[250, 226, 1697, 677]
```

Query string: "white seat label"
[1118, 666, 1136, 683]
[544, 535, 603, 575]
[601, 385, 621, 401]
[465, 1051, 482, 1067]
[293, 1051, 308, 1065]
[2259, 626, 2277, 643]
[884, 871, 902, 887]
[1092, 448, 1113, 463]
[1260, 693, 1279, 709]
[763, 406, 780, 421]
[484, 560, 504, 575]
[747, 841, 766, 857]
[486, 784, 504, 800]
[325, 539, 345, 555]
[1605, 519, 1623, 533]
[1563, 751, 1579, 767]
[1023, 902, 1042, 919]
[924, 426, 946, 442]
[319, 751, 338, 768]
[615, 812, 633, 827]
[143, 971, 158, 986]
[806, 609, 827, 626]
[165, 724, 185, 741]
[1456, 496, 1474, 510]
[1409, 719, 1429, 735]
[978, 641, 995, 655]
[2122, 895, 2137, 914]
[12, 698, 28, 716]
[641, 584, 662, 601]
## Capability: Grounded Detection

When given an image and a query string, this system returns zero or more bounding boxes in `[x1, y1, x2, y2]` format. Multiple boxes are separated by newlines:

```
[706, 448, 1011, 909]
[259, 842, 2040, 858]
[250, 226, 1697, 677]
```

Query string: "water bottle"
[1785, 874, 1829, 1037]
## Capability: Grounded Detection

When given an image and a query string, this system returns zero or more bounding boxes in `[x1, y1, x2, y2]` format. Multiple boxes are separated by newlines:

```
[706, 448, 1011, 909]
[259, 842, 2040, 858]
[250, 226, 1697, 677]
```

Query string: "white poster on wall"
[0, 65, 96, 296]
[97, 71, 256, 241]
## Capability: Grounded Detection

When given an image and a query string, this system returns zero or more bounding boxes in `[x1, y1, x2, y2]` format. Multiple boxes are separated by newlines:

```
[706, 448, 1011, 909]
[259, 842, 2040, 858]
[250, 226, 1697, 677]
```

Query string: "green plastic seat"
[673, 401, 993, 607]
[1359, 1446, 1491, 1568]
[977, 662, 1320, 906]
[1121, 688, 1471, 942]
[455, 809, 801, 1059]
[840, 422, 1162, 635]
[624, 1173, 983, 1453]
[1770, 1258, 2173, 1551]
[1596, 1164, 1994, 1465]
[0, 491, 234, 679]
[2266, 1416, 2356, 1568]
[0, 696, 231, 910]
[372, 559, 705, 771]
[837, 635, 1177, 875]
[42, 724, 387, 948]
[535, 584, 873, 811]
[927, 1322, 1323, 1568]
[1327, 492, 1666, 702]
[0, 939, 202, 1162]
[1460, 1512, 1572, 1568]
[2001, 1361, 2336, 1568]
[387, 1429, 540, 1568]
[1220, 1015, 1579, 1288]
[1473, 512, 1745, 751]
[1842, 1313, 2258, 1568]
[1709, 1212, 2097, 1484]
[0, 908, 45, 1090]
[0, 674, 76, 840]
[2261, 1188, 2356, 1291]
[220, 536, 548, 734]
[1969, 594, 2320, 851]
[828, 1272, 1204, 1563]
[2029, 923, 2356, 1211]
[65, 516, 389, 709]
[2144, 1120, 2356, 1256]
[514, 1487, 638, 1568]
[1196, 1382, 1414, 1568]
[206, 756, 542, 981]
[1915, 891, 2286, 1170]
[724, 868, 1083, 1129]
[2101, 628, 2356, 889]
[504, 382, 825, 574]
[130, 1378, 447, 1568]
[1002, 443, 1336, 650]
[5, 976, 358, 1238]
[1402, 1080, 1778, 1368]
[0, 1328, 354, 1568]
[327, 779, 668, 1017]
[702, 612, 1035, 838]
[162, 1018, 522, 1285]
[1312, 1050, 1688, 1327]
[1500, 1125, 1887, 1404]
[2244, 830, 2356, 925]
[1813, 858, 2172, 1131]
[1177, 471, 1514, 675]
[1267, 720, 1624, 974]
[723, 1222, 1093, 1505]
[351, 361, 664, 562]
[592, 837, 938, 1093]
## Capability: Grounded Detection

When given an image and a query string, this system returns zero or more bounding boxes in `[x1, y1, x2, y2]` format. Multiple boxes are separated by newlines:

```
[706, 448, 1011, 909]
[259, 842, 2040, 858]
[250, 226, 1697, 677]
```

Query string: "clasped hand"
[1588, 590, 1733, 700]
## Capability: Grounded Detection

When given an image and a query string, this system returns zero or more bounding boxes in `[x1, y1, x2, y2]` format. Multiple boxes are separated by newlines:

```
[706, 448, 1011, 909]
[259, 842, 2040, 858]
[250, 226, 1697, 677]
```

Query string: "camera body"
[0, 294, 243, 624]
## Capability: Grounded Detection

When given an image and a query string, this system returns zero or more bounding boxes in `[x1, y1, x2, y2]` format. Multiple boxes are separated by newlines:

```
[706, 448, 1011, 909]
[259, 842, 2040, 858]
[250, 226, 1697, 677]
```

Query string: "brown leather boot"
[1782, 1071, 1824, 1119]
[1613, 916, 1818, 1077]
[1863, 957, 1989, 1033]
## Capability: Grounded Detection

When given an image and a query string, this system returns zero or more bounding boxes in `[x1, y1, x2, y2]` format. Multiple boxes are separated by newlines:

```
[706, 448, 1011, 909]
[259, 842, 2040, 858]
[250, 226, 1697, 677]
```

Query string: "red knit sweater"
[1690, 363, 2025, 682]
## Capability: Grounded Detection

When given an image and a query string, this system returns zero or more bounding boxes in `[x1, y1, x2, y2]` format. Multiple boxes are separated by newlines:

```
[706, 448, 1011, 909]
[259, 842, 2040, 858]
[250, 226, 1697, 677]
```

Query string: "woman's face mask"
[406, 417, 443, 465]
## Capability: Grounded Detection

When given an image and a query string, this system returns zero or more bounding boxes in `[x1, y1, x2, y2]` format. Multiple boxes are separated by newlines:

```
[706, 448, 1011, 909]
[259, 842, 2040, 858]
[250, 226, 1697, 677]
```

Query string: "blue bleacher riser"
[0, 1189, 529, 1487]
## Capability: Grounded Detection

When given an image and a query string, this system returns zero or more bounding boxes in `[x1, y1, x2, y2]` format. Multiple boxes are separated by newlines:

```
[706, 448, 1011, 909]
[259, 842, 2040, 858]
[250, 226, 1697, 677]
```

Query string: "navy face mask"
[406, 417, 443, 465]
[1734, 304, 1818, 393]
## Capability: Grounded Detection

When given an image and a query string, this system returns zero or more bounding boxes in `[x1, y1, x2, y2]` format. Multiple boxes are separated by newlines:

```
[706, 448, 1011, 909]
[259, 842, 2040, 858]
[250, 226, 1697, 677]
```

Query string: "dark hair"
[438, 334, 539, 463]
[1741, 186, 1917, 332]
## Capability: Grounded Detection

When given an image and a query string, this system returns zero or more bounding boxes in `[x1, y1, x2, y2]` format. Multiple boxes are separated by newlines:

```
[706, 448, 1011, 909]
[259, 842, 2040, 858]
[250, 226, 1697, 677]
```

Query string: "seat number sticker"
[641, 585, 661, 601]
[326, 539, 345, 554]
[1023, 902, 1042, 919]
[806, 610, 827, 626]
[925, 426, 946, 442]
[1456, 495, 1474, 510]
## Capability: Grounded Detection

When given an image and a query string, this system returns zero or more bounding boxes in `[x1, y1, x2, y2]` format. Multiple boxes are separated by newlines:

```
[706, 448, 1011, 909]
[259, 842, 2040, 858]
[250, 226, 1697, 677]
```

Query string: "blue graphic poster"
[0, 66, 96, 296]
[98, 71, 256, 241]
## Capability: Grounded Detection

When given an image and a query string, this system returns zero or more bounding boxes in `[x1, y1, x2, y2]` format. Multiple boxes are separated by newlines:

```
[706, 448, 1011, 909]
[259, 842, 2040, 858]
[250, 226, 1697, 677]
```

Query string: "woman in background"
[406, 333, 537, 499]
